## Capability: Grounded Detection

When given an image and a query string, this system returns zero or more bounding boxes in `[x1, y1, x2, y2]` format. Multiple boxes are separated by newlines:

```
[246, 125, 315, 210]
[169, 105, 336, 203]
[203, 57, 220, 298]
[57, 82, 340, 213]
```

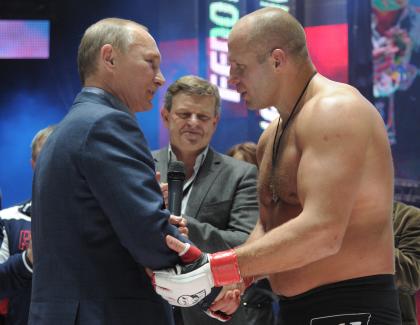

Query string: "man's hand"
[153, 236, 242, 308]
[160, 182, 168, 207]
[202, 284, 241, 321]
[156, 171, 169, 207]
[169, 215, 188, 238]
[157, 172, 188, 237]
[26, 237, 33, 264]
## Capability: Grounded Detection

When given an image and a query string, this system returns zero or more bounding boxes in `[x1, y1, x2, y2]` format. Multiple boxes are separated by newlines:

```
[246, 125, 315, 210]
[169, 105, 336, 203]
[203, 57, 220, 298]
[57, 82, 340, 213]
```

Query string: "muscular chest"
[258, 126, 301, 215]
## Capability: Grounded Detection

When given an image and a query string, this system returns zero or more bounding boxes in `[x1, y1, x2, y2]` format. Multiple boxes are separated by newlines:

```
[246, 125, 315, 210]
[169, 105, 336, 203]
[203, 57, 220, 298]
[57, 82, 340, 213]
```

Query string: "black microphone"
[167, 161, 186, 216]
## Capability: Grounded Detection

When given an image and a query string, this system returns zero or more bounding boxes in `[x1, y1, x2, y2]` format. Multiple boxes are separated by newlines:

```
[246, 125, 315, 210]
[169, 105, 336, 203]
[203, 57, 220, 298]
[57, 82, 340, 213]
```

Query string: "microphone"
[167, 161, 186, 216]
[167, 162, 225, 319]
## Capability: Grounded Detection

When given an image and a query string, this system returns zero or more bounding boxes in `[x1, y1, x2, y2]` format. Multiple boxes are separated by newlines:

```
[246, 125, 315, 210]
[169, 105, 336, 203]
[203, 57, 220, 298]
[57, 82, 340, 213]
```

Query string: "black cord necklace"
[270, 71, 317, 203]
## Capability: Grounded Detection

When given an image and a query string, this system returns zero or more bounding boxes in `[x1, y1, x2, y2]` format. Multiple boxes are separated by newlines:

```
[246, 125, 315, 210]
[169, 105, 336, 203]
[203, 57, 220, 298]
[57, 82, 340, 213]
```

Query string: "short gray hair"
[77, 18, 147, 84]
[31, 125, 56, 161]
[164, 75, 221, 116]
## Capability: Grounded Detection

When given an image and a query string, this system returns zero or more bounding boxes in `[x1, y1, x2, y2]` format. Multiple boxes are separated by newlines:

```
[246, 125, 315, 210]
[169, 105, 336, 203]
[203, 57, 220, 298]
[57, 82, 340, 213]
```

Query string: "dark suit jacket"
[153, 147, 260, 324]
[29, 89, 189, 325]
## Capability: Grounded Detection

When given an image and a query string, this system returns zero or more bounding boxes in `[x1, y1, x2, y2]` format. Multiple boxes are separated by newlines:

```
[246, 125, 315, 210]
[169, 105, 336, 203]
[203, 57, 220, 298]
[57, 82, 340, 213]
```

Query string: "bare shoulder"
[256, 116, 280, 164]
[296, 80, 377, 147]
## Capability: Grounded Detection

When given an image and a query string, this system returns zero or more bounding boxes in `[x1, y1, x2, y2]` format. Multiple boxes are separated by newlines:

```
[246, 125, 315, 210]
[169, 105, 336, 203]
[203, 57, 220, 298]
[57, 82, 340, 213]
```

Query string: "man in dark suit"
[29, 18, 190, 325]
[154, 75, 274, 324]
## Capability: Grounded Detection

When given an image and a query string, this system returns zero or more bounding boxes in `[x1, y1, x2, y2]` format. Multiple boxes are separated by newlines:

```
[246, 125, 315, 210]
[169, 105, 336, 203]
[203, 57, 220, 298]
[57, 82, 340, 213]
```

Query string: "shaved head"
[230, 8, 309, 63]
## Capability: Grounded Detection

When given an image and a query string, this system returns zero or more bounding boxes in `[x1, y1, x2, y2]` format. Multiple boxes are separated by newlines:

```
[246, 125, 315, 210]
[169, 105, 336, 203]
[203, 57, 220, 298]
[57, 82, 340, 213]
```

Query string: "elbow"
[327, 236, 343, 256]
[321, 225, 346, 257]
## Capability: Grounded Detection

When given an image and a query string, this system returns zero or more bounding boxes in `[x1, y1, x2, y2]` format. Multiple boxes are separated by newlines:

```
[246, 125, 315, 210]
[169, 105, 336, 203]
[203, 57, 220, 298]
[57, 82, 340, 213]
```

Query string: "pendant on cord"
[269, 177, 279, 203]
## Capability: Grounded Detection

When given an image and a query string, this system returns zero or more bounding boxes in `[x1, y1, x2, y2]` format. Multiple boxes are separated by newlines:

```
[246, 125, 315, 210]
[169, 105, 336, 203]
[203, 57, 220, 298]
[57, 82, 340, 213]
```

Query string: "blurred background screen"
[0, 20, 49, 59]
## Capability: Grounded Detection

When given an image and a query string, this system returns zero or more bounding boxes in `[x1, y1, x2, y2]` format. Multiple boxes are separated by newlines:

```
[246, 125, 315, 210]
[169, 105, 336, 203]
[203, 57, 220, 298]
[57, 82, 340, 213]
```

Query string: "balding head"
[230, 8, 309, 64]
[77, 18, 148, 84]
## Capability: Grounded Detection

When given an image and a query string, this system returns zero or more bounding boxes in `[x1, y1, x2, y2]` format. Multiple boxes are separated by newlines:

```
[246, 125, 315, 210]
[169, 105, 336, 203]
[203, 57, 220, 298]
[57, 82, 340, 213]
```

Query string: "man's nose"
[187, 114, 199, 124]
[228, 68, 238, 86]
[155, 70, 165, 86]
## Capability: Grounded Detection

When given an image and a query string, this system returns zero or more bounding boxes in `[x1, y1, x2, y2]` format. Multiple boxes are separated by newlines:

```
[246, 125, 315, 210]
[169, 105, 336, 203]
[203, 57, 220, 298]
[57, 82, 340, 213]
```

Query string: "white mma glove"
[152, 244, 242, 308]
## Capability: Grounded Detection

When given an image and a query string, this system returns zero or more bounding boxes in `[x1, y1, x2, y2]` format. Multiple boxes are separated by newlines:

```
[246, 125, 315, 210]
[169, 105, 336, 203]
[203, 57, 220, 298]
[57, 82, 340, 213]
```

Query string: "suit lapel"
[153, 148, 169, 183]
[185, 148, 223, 219]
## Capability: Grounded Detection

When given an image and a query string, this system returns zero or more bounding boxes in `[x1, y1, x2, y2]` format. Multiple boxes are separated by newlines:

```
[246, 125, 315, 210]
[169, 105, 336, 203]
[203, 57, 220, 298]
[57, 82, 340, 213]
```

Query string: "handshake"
[152, 235, 251, 321]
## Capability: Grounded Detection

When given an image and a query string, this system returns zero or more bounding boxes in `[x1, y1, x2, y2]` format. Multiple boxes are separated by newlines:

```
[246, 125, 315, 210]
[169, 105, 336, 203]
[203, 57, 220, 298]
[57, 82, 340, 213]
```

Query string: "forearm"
[235, 213, 342, 277]
[244, 219, 265, 245]
[153, 206, 345, 308]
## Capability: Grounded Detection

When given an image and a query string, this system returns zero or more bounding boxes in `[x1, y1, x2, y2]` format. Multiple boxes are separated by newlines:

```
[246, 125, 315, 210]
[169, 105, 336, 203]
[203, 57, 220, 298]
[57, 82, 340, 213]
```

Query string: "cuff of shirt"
[22, 251, 33, 273]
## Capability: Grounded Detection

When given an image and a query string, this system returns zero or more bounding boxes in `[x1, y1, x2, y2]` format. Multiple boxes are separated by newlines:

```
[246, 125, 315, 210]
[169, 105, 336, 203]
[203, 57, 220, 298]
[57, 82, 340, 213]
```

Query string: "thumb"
[155, 171, 161, 183]
[166, 235, 202, 263]
[165, 235, 186, 254]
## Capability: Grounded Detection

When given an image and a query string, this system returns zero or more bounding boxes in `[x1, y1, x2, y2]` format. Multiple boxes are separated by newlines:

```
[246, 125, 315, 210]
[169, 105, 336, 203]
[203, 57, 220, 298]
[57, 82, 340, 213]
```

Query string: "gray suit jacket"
[153, 147, 258, 252]
[153, 147, 260, 324]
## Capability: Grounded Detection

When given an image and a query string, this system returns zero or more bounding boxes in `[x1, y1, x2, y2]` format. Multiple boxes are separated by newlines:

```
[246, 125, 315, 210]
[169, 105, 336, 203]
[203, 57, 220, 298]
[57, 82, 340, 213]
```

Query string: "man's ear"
[100, 44, 116, 70]
[212, 113, 220, 128]
[161, 108, 170, 128]
[271, 48, 286, 70]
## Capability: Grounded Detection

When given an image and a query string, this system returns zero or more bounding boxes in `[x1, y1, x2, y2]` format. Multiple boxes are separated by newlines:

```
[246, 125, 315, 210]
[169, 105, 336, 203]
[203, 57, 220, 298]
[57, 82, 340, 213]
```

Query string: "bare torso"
[257, 78, 395, 296]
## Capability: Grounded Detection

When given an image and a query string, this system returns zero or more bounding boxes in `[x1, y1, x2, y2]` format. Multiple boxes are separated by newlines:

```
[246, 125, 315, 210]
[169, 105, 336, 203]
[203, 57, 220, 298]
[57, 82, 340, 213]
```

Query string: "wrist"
[209, 249, 241, 286]
[243, 276, 254, 288]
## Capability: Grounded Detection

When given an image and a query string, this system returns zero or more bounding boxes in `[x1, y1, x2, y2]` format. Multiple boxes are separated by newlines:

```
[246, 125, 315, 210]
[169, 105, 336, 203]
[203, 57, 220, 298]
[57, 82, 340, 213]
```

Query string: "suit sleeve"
[79, 111, 190, 270]
[0, 221, 32, 298]
[394, 202, 420, 294]
[186, 164, 259, 252]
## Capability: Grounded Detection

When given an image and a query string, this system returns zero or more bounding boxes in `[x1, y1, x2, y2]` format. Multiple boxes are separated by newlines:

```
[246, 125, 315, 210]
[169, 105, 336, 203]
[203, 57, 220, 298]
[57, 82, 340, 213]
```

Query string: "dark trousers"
[277, 275, 402, 325]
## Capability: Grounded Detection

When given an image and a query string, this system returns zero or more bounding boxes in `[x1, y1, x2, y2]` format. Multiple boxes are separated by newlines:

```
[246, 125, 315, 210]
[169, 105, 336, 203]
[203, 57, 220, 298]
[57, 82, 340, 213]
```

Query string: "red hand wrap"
[179, 244, 202, 264]
[209, 249, 241, 286]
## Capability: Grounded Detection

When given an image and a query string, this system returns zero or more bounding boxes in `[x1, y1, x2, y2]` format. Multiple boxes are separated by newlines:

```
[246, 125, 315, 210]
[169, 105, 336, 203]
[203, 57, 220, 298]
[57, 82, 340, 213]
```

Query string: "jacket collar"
[73, 87, 133, 116]
[154, 147, 223, 218]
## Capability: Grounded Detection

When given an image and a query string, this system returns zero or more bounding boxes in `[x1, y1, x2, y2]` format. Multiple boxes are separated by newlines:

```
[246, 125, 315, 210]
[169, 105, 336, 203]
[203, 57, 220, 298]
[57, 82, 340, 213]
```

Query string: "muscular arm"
[244, 219, 265, 244]
[236, 94, 372, 276]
